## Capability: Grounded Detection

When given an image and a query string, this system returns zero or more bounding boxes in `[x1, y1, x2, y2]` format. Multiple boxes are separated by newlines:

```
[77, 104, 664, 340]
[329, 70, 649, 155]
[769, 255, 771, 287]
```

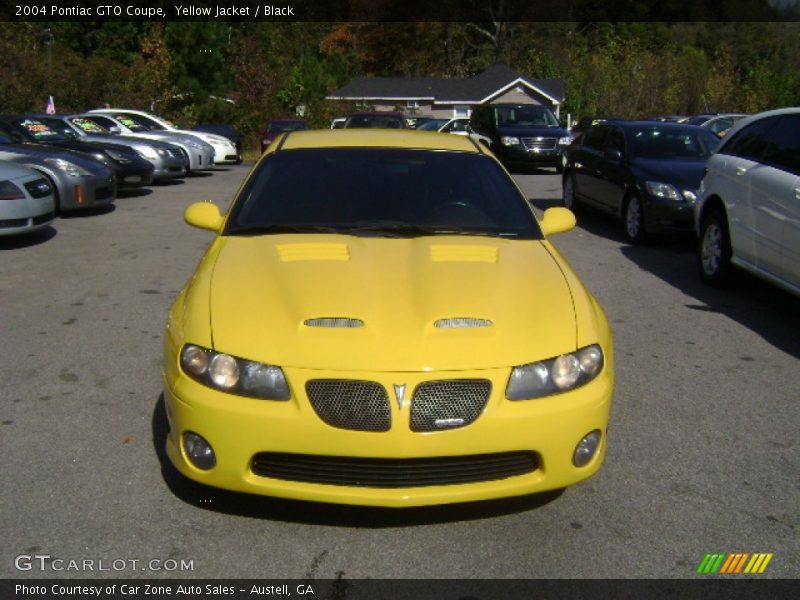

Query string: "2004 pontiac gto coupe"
[162, 129, 613, 507]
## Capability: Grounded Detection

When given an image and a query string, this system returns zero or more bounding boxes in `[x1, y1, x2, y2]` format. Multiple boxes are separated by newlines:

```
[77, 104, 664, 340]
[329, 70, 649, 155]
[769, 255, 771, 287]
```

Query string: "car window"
[582, 124, 608, 150]
[267, 122, 308, 134]
[17, 119, 69, 142]
[605, 127, 625, 154]
[760, 114, 800, 175]
[629, 126, 719, 159]
[226, 148, 542, 240]
[345, 115, 404, 129]
[68, 117, 109, 135]
[110, 114, 151, 132]
[494, 106, 559, 128]
[721, 116, 779, 161]
[119, 113, 167, 131]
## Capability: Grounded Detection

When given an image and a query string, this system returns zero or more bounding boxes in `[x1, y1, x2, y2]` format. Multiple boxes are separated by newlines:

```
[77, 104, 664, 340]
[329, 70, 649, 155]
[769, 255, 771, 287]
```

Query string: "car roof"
[278, 129, 482, 152]
[716, 106, 800, 145]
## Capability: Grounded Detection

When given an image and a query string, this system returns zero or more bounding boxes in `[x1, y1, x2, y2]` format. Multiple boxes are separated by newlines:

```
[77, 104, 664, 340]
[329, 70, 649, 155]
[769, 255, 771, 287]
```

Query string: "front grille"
[95, 186, 114, 200]
[250, 451, 538, 488]
[521, 137, 557, 151]
[24, 178, 51, 198]
[306, 379, 391, 432]
[32, 212, 54, 225]
[0, 217, 26, 228]
[410, 379, 491, 432]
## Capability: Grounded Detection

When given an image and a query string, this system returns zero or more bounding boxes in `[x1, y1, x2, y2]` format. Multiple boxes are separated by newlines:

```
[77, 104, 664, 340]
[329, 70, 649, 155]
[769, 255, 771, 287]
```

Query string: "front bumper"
[211, 143, 240, 165]
[163, 361, 613, 507]
[57, 173, 116, 212]
[0, 195, 55, 236]
[503, 143, 563, 167]
[642, 193, 696, 233]
[150, 154, 188, 180]
[185, 147, 215, 172]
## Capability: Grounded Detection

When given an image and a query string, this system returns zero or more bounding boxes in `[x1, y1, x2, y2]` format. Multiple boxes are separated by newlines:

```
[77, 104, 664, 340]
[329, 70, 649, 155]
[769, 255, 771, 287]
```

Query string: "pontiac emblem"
[393, 384, 407, 409]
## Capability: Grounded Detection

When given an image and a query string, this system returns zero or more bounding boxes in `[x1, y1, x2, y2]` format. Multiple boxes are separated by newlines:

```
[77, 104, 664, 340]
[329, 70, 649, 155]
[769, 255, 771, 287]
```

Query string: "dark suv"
[470, 104, 571, 172]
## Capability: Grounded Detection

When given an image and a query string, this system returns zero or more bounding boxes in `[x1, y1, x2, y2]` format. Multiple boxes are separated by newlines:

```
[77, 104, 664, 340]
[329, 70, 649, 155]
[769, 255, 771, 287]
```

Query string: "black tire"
[562, 173, 578, 211]
[623, 192, 646, 243]
[699, 208, 733, 285]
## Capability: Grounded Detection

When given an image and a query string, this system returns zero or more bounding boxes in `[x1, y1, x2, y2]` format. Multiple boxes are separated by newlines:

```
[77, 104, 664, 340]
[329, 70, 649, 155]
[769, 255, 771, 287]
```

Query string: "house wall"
[490, 87, 546, 106]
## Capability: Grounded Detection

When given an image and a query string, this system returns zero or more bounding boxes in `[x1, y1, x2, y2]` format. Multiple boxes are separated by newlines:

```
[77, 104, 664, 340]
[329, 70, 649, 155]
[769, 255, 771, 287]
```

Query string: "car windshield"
[417, 119, 449, 131]
[345, 115, 404, 129]
[267, 121, 308, 134]
[37, 118, 80, 138]
[226, 148, 542, 240]
[495, 107, 560, 128]
[110, 114, 151, 132]
[119, 113, 167, 130]
[68, 117, 110, 135]
[18, 119, 69, 142]
[629, 127, 720, 159]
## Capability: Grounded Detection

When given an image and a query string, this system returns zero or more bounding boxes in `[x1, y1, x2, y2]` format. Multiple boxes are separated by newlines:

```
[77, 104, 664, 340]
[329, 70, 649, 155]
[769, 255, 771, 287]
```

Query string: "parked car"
[562, 120, 720, 243]
[1, 115, 154, 189]
[437, 117, 492, 148]
[193, 124, 243, 164]
[330, 117, 346, 129]
[0, 131, 116, 213]
[343, 111, 407, 129]
[415, 118, 451, 131]
[89, 108, 239, 165]
[695, 107, 800, 296]
[38, 115, 187, 180]
[76, 113, 214, 172]
[260, 119, 309, 153]
[680, 113, 748, 138]
[470, 104, 572, 172]
[164, 129, 613, 507]
[0, 160, 55, 236]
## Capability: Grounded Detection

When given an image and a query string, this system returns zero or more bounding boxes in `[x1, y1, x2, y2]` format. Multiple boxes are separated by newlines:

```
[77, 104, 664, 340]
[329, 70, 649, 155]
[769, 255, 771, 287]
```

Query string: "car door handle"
[735, 166, 748, 175]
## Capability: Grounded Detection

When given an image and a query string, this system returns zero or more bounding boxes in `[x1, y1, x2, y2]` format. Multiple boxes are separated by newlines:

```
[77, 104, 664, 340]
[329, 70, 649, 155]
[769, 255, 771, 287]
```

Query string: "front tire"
[623, 193, 646, 243]
[699, 209, 733, 285]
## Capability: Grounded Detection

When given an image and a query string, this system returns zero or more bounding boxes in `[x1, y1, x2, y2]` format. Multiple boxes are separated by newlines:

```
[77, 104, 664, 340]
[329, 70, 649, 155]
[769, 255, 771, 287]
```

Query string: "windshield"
[119, 112, 167, 130]
[18, 119, 69, 142]
[495, 107, 560, 128]
[110, 114, 151, 132]
[417, 119, 450, 131]
[68, 117, 110, 135]
[629, 126, 720, 159]
[226, 148, 542, 240]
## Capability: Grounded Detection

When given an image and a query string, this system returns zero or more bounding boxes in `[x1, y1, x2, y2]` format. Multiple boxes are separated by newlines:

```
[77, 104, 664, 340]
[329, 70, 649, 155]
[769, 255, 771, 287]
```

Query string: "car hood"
[631, 158, 707, 190]
[498, 126, 567, 138]
[203, 235, 578, 372]
[198, 235, 576, 371]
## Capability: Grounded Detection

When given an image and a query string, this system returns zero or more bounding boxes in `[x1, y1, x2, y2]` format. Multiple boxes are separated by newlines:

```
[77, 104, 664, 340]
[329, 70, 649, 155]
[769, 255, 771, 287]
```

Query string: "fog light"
[183, 431, 216, 470]
[573, 430, 601, 467]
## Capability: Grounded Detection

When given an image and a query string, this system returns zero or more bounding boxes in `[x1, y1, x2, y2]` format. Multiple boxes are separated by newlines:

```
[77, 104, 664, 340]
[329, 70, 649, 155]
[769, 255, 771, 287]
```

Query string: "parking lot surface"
[1, 164, 798, 578]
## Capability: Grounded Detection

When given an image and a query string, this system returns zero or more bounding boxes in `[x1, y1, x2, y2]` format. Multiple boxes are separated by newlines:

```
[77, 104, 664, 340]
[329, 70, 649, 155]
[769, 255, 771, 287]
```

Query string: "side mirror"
[185, 201, 224, 232]
[540, 207, 576, 236]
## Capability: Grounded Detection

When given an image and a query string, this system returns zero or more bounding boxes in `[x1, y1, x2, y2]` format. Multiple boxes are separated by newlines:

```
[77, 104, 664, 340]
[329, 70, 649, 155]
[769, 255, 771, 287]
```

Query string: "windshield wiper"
[225, 224, 344, 236]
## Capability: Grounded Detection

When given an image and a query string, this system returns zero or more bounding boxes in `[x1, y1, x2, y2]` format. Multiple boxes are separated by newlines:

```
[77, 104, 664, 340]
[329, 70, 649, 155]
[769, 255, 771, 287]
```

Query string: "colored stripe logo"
[696, 553, 773, 574]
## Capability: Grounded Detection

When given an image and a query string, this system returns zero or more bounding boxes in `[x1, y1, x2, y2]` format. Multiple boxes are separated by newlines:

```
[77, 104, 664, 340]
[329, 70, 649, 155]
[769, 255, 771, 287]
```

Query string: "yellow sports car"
[163, 129, 613, 507]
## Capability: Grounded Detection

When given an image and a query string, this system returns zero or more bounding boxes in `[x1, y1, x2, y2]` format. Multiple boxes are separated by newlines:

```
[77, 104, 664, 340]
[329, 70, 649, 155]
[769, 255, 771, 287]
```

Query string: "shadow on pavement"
[152, 394, 563, 527]
[58, 204, 116, 219]
[0, 226, 57, 250]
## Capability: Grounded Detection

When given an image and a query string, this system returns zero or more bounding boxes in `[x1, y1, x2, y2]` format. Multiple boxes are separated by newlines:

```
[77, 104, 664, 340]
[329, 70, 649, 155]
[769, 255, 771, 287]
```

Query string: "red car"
[260, 119, 309, 153]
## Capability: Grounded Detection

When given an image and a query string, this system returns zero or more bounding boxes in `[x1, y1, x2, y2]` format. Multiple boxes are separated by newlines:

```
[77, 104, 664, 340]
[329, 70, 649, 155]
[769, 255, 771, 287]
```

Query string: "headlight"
[136, 145, 158, 160]
[180, 344, 290, 400]
[501, 136, 520, 146]
[506, 344, 604, 400]
[645, 181, 682, 201]
[105, 149, 132, 163]
[558, 135, 575, 145]
[682, 190, 697, 203]
[0, 180, 25, 200]
[43, 158, 90, 177]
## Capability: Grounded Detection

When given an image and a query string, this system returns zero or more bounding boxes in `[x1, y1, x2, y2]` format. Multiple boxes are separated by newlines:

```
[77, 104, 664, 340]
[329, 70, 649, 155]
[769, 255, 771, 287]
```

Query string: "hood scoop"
[304, 317, 364, 328]
[277, 243, 350, 262]
[430, 245, 498, 263]
[434, 317, 493, 329]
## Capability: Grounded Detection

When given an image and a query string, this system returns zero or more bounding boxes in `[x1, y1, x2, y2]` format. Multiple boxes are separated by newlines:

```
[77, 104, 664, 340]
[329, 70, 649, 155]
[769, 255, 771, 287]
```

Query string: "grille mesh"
[521, 137, 557, 151]
[251, 451, 538, 488]
[306, 379, 391, 432]
[410, 379, 491, 432]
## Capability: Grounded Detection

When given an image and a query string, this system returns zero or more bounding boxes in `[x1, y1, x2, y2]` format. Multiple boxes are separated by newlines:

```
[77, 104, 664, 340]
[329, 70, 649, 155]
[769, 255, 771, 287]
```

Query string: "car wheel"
[562, 173, 577, 211]
[699, 209, 733, 285]
[623, 193, 646, 243]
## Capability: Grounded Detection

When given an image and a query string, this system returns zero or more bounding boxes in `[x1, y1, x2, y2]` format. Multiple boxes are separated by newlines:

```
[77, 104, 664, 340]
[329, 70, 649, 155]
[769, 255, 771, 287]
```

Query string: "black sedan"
[0, 115, 154, 189]
[562, 120, 720, 243]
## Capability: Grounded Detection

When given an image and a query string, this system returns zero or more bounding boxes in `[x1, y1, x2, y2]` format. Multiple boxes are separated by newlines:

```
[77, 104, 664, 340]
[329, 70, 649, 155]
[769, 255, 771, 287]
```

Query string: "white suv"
[695, 107, 800, 296]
